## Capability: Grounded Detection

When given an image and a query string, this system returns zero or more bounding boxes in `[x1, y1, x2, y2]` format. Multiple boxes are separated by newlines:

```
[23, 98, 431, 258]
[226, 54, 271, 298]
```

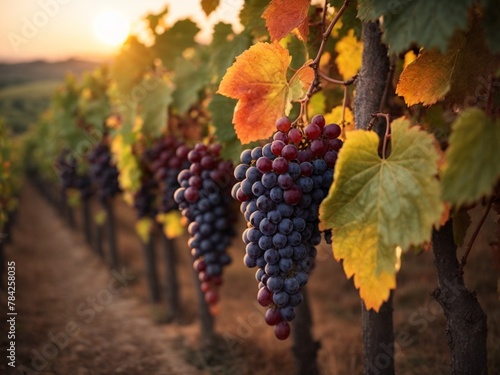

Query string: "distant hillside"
[0, 58, 101, 89]
[0, 59, 101, 133]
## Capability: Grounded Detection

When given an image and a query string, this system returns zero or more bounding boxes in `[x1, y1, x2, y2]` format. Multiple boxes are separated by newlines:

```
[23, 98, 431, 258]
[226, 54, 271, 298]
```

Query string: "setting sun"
[93, 10, 130, 47]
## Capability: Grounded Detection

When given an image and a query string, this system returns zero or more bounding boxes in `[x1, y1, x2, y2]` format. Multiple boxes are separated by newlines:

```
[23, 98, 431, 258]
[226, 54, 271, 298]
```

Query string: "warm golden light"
[93, 10, 130, 47]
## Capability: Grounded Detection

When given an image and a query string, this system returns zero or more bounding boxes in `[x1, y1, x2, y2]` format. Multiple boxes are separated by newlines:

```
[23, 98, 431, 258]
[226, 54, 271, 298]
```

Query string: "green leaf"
[483, 0, 500, 54]
[209, 94, 245, 163]
[283, 34, 308, 71]
[361, 0, 474, 53]
[209, 23, 252, 84]
[139, 74, 174, 139]
[423, 105, 452, 144]
[453, 209, 471, 247]
[319, 118, 443, 310]
[442, 108, 500, 206]
[201, 0, 220, 16]
[357, 0, 378, 21]
[153, 19, 200, 70]
[145, 6, 169, 34]
[239, 0, 269, 39]
[172, 55, 210, 114]
[112, 37, 154, 96]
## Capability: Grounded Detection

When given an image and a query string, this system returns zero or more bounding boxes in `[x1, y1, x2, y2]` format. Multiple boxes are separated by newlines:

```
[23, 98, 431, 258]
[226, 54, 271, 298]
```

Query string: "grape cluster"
[88, 141, 121, 203]
[144, 135, 191, 213]
[55, 151, 78, 189]
[76, 174, 93, 199]
[232, 115, 342, 340]
[174, 143, 234, 310]
[133, 177, 158, 219]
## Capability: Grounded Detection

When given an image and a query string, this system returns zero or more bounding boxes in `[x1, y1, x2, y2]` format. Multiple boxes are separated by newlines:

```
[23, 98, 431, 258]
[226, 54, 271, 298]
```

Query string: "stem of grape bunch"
[297, 0, 353, 123]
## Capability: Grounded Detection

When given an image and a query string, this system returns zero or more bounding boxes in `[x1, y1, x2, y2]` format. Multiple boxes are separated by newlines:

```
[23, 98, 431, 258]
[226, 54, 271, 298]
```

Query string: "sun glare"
[93, 10, 130, 47]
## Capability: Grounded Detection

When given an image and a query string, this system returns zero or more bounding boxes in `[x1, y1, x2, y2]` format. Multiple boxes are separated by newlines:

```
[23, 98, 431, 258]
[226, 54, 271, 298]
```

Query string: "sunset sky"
[0, 0, 243, 63]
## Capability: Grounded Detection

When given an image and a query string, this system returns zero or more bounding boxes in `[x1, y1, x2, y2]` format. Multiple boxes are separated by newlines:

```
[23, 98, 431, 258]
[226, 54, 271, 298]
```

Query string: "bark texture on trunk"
[291, 287, 320, 375]
[432, 220, 488, 375]
[353, 20, 394, 375]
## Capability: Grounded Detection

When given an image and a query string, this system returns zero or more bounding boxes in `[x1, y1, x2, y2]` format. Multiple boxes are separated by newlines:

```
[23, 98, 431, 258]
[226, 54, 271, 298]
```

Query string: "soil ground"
[0, 183, 499, 375]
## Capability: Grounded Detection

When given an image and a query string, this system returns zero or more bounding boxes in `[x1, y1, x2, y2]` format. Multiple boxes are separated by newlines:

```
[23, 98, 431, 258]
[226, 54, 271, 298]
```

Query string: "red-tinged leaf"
[289, 60, 314, 100]
[218, 42, 310, 143]
[262, 0, 311, 41]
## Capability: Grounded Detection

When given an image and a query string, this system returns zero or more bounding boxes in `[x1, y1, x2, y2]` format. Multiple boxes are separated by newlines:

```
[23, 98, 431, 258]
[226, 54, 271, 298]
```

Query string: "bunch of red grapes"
[232, 115, 342, 339]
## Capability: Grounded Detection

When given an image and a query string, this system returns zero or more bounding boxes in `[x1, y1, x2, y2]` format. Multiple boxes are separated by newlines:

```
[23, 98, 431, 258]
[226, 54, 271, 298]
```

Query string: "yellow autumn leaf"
[403, 50, 417, 69]
[111, 134, 141, 195]
[319, 118, 443, 311]
[335, 30, 363, 80]
[396, 50, 452, 106]
[136, 217, 153, 243]
[157, 211, 184, 239]
[94, 209, 107, 225]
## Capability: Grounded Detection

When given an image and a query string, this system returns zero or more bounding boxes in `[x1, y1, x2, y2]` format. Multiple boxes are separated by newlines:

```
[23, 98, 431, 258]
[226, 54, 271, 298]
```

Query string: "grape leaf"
[289, 61, 314, 100]
[356, 0, 377, 21]
[153, 19, 200, 70]
[209, 23, 251, 84]
[483, 0, 500, 53]
[319, 118, 443, 311]
[145, 6, 169, 34]
[396, 50, 452, 106]
[111, 133, 141, 196]
[136, 217, 153, 243]
[282, 33, 308, 71]
[396, 25, 498, 106]
[358, 0, 474, 53]
[217, 42, 313, 143]
[111, 37, 154, 97]
[441, 108, 500, 206]
[262, 0, 310, 41]
[307, 91, 326, 116]
[334, 29, 363, 80]
[172, 55, 210, 114]
[94, 209, 107, 226]
[139, 74, 174, 139]
[157, 212, 184, 239]
[209, 94, 244, 162]
[201, 0, 220, 16]
[239, 0, 269, 39]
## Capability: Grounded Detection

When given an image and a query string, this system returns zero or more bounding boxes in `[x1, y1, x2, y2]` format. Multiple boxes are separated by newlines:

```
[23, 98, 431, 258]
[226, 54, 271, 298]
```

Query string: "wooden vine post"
[81, 195, 93, 246]
[103, 197, 119, 270]
[142, 228, 161, 304]
[191, 264, 215, 344]
[161, 228, 181, 322]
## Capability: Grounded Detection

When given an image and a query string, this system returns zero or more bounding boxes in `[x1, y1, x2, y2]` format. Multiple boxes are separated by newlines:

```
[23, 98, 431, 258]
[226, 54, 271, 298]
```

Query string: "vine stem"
[368, 112, 391, 159]
[300, 0, 351, 108]
[341, 85, 348, 139]
[311, 0, 350, 67]
[318, 71, 357, 86]
[459, 198, 493, 275]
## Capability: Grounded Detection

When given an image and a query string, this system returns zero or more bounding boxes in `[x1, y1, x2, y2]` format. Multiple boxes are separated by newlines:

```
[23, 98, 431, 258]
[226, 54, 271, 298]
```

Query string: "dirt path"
[0, 185, 207, 375]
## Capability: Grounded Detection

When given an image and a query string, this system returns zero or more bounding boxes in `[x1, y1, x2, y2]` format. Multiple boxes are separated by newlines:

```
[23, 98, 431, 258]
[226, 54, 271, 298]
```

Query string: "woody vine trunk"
[353, 21, 394, 375]
[432, 220, 488, 375]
